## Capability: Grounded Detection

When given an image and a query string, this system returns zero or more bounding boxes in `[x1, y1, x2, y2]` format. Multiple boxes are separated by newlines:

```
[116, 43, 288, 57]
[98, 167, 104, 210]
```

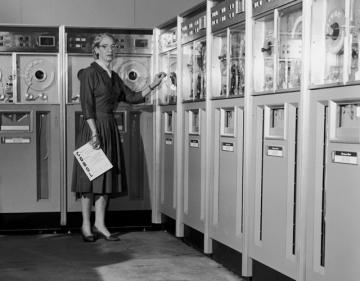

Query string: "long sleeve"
[79, 69, 96, 119]
[118, 76, 145, 104]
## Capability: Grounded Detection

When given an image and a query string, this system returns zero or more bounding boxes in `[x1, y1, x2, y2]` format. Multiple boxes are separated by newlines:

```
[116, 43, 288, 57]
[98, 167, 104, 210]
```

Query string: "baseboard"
[0, 210, 154, 233]
[161, 213, 176, 235]
[182, 224, 204, 252]
[212, 239, 243, 277]
[252, 260, 295, 281]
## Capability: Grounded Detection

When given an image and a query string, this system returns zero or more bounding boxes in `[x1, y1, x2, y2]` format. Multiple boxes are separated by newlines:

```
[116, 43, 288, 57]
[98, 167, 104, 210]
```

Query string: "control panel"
[252, 0, 300, 17]
[0, 27, 58, 52]
[211, 0, 245, 33]
[66, 28, 153, 55]
[0, 26, 60, 104]
[181, 11, 207, 44]
[159, 26, 177, 53]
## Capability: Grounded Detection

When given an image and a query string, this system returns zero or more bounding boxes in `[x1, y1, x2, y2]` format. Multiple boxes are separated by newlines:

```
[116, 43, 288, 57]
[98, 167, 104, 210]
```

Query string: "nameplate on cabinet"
[165, 138, 173, 145]
[1, 125, 30, 131]
[190, 139, 200, 148]
[332, 151, 358, 165]
[222, 142, 234, 152]
[267, 145, 284, 157]
[1, 137, 31, 144]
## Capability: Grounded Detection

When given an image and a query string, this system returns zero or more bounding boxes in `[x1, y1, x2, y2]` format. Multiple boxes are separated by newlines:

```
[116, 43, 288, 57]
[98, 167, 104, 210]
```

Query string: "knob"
[39, 93, 48, 100]
[25, 94, 37, 101]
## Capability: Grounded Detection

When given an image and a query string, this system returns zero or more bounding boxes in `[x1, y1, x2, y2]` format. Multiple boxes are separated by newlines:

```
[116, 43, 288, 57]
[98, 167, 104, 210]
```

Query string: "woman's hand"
[151, 72, 167, 89]
[90, 134, 101, 150]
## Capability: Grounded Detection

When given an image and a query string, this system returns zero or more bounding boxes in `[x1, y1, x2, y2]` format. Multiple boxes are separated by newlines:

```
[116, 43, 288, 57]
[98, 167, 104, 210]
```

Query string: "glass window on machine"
[159, 49, 177, 105]
[277, 5, 302, 90]
[182, 43, 194, 101]
[229, 26, 245, 96]
[253, 13, 275, 92]
[311, 0, 345, 85]
[168, 49, 177, 103]
[159, 53, 170, 105]
[193, 40, 206, 100]
[211, 31, 228, 97]
[349, 0, 360, 82]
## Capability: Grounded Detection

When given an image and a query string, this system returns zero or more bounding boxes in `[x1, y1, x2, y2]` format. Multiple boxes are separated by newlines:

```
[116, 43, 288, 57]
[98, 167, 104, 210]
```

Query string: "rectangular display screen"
[135, 39, 148, 48]
[39, 36, 55, 47]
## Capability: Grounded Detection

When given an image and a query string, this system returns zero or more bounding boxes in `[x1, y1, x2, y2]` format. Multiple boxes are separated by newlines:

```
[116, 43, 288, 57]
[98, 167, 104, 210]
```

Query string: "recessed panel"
[17, 54, 58, 103]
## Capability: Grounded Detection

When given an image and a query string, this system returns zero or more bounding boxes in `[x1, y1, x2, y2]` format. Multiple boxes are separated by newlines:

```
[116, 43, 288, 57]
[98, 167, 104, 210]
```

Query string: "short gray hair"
[92, 33, 116, 59]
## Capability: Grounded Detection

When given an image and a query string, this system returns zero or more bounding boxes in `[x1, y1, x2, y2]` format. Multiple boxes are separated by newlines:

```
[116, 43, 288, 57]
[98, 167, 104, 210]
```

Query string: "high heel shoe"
[81, 230, 96, 243]
[92, 226, 120, 241]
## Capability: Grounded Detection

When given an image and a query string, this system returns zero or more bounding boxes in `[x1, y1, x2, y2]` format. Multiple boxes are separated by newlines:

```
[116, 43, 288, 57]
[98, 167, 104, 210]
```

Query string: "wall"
[0, 0, 203, 27]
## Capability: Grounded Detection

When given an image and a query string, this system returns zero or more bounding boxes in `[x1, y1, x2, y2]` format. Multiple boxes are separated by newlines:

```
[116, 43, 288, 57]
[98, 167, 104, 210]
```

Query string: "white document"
[73, 142, 113, 181]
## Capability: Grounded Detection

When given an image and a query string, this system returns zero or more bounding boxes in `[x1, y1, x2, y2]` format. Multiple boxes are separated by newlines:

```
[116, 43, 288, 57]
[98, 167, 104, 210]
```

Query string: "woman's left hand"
[152, 72, 167, 88]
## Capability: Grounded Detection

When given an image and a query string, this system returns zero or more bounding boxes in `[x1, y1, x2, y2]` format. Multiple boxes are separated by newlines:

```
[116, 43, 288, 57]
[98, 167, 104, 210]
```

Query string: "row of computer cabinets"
[0, 26, 156, 227]
[154, 1, 360, 281]
[157, 84, 360, 281]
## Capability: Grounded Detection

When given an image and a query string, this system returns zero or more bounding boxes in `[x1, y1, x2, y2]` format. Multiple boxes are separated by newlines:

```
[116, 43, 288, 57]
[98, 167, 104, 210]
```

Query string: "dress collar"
[94, 60, 112, 78]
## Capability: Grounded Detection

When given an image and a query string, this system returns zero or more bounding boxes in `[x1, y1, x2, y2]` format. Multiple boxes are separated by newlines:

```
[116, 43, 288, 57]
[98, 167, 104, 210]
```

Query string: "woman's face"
[95, 36, 115, 63]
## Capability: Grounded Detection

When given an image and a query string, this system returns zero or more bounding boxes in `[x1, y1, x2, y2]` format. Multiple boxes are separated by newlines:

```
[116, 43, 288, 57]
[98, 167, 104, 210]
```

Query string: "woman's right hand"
[90, 134, 101, 149]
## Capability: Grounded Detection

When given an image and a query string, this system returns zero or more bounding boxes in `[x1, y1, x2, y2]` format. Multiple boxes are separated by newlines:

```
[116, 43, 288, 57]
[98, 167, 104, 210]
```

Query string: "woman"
[71, 33, 165, 242]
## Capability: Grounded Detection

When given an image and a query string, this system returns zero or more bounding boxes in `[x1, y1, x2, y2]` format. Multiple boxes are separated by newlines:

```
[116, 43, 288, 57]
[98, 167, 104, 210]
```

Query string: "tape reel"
[114, 60, 149, 92]
[24, 59, 55, 91]
[326, 8, 345, 54]
[291, 16, 302, 39]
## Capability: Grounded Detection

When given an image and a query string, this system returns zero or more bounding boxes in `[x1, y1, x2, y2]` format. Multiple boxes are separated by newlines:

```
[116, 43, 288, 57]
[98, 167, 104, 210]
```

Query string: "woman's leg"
[81, 194, 93, 236]
[94, 195, 111, 237]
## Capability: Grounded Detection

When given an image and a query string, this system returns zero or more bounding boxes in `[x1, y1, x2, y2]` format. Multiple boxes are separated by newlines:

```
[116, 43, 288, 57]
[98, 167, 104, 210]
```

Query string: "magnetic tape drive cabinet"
[249, 0, 302, 279]
[157, 18, 178, 220]
[209, 0, 246, 253]
[0, 25, 61, 218]
[64, 27, 154, 217]
[306, 1, 360, 281]
[180, 3, 208, 233]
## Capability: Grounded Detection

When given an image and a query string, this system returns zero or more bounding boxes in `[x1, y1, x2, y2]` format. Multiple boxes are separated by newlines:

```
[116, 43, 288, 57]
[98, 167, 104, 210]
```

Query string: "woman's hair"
[92, 33, 116, 59]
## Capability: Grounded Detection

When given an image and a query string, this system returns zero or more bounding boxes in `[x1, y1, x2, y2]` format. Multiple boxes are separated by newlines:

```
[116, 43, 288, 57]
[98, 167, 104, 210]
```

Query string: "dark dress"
[71, 62, 145, 196]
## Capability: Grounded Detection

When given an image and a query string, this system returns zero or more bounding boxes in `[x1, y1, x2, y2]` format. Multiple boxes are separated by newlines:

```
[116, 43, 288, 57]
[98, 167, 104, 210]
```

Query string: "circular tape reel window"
[114, 60, 149, 92]
[326, 8, 345, 54]
[24, 59, 55, 91]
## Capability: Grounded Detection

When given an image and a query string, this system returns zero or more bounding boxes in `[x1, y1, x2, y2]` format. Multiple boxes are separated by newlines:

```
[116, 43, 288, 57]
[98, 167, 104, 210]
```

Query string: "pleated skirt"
[71, 113, 127, 197]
